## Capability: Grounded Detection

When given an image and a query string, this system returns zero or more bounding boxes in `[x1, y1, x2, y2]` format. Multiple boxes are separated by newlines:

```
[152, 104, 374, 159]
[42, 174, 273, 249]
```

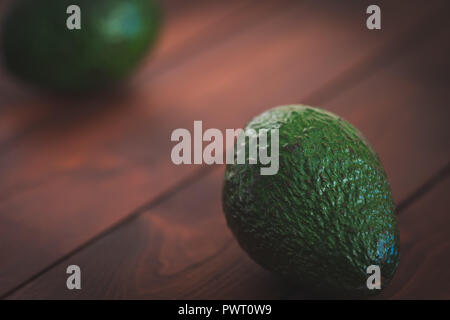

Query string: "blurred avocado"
[1, 0, 161, 92]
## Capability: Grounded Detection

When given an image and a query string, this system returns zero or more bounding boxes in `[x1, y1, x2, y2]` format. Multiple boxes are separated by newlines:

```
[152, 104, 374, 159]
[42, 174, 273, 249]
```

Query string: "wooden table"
[0, 0, 449, 299]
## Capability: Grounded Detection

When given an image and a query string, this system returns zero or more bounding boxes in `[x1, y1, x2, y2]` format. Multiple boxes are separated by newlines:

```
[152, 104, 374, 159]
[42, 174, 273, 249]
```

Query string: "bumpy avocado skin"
[1, 0, 161, 92]
[222, 105, 400, 297]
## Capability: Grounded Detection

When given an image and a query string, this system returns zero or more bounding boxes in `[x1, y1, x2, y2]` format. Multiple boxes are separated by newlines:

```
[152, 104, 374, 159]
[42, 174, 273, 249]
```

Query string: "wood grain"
[5, 12, 450, 298]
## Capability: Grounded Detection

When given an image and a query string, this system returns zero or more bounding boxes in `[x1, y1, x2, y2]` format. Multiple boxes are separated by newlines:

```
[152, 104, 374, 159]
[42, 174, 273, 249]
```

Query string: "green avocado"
[1, 0, 161, 92]
[222, 105, 400, 297]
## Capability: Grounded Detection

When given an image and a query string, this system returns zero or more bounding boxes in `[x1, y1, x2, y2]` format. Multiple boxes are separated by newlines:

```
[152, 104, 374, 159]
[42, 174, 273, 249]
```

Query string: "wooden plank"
[5, 168, 283, 299]
[0, 0, 447, 297]
[6, 15, 450, 298]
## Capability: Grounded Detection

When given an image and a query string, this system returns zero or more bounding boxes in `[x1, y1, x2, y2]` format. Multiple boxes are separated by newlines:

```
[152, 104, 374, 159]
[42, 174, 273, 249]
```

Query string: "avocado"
[1, 0, 161, 92]
[222, 105, 400, 297]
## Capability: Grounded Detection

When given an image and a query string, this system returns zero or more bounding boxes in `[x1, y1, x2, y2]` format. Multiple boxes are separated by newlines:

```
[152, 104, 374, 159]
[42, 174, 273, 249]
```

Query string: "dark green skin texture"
[223, 105, 400, 297]
[1, 0, 161, 92]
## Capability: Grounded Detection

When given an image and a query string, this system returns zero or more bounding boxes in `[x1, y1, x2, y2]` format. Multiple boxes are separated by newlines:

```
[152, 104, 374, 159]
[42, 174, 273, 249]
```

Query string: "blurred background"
[0, 0, 449, 299]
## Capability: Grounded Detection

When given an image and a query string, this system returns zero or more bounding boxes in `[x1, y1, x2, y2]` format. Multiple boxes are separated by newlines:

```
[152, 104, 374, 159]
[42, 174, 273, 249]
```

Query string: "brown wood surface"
[0, 0, 449, 299]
